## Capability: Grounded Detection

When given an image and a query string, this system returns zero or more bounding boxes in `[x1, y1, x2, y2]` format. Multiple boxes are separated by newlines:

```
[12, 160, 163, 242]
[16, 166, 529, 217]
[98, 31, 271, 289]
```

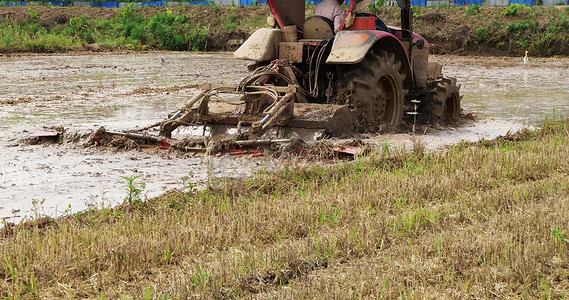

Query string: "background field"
[0, 5, 568, 55]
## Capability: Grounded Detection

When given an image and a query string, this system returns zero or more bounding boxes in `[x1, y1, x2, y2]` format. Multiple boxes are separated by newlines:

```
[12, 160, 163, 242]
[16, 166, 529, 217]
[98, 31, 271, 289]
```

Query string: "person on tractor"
[314, 0, 345, 33]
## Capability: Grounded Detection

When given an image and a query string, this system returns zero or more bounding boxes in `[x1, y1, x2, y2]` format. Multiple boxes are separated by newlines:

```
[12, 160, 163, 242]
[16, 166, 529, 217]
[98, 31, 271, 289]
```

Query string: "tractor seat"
[354, 13, 392, 34]
[303, 16, 335, 40]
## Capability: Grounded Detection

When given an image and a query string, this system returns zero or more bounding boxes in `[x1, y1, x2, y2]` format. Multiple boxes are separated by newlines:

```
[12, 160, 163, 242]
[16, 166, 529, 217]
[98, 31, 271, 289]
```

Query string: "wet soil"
[0, 52, 269, 222]
[1, 52, 569, 223]
[441, 55, 569, 125]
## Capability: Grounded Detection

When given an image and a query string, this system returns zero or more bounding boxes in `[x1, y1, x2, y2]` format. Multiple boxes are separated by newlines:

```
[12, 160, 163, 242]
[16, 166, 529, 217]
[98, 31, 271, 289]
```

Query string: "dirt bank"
[0, 5, 268, 52]
[0, 5, 568, 56]
[374, 5, 569, 57]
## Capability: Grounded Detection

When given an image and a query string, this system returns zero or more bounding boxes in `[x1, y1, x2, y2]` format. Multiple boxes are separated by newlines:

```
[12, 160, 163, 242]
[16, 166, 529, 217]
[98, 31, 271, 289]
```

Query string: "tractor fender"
[327, 30, 412, 88]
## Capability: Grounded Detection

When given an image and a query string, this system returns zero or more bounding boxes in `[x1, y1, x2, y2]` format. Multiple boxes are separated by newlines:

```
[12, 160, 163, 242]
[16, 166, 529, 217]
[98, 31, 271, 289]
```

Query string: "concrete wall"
[427, 0, 449, 6]
[485, 0, 509, 5]
[542, 0, 565, 5]
[215, 0, 235, 4]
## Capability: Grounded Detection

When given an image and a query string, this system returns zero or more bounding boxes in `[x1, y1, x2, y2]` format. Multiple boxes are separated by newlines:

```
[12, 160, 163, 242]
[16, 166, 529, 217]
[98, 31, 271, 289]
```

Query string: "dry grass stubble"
[1, 120, 568, 298]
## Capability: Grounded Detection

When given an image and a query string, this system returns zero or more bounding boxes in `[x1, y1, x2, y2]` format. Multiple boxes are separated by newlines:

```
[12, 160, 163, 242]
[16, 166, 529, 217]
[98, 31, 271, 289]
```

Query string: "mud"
[0, 52, 268, 223]
[2, 53, 569, 223]
[439, 55, 569, 125]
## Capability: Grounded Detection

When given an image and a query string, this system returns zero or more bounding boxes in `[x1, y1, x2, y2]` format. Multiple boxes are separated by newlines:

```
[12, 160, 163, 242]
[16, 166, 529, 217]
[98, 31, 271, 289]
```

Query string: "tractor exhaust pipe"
[397, 0, 413, 40]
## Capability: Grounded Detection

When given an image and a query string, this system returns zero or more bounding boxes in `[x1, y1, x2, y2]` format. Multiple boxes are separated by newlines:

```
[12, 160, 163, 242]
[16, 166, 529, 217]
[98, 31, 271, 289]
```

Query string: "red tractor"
[161, 0, 461, 140]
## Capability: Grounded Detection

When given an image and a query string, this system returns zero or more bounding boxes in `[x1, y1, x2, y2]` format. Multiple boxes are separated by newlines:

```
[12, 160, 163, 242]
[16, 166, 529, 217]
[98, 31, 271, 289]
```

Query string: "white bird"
[523, 50, 528, 64]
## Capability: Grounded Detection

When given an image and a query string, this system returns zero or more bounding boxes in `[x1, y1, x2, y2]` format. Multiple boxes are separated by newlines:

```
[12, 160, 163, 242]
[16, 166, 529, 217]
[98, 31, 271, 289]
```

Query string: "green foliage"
[121, 175, 145, 205]
[382, 141, 393, 158]
[228, 13, 237, 22]
[0, 5, 225, 52]
[475, 26, 489, 41]
[143, 288, 152, 300]
[503, 4, 525, 17]
[0, 22, 78, 52]
[187, 25, 209, 51]
[552, 229, 569, 243]
[189, 265, 211, 290]
[437, 4, 453, 10]
[114, 4, 147, 48]
[66, 15, 96, 44]
[546, 15, 569, 33]
[27, 7, 38, 20]
[465, 4, 481, 16]
[507, 20, 537, 33]
[240, 14, 266, 30]
[223, 21, 238, 30]
[368, 0, 387, 14]
[223, 13, 238, 30]
[3, 254, 17, 282]
[147, 10, 188, 50]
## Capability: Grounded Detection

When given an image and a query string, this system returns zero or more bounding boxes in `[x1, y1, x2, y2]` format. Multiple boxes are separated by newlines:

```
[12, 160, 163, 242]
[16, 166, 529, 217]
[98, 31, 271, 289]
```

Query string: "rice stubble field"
[1, 119, 569, 298]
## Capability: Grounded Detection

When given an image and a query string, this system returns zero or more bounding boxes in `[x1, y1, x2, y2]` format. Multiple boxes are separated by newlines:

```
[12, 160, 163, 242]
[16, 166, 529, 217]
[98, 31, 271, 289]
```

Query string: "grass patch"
[0, 5, 264, 53]
[2, 118, 569, 298]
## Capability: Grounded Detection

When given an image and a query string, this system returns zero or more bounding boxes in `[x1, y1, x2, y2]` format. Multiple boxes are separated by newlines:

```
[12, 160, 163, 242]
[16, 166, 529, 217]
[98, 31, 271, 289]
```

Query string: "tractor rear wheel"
[428, 77, 461, 124]
[343, 49, 407, 132]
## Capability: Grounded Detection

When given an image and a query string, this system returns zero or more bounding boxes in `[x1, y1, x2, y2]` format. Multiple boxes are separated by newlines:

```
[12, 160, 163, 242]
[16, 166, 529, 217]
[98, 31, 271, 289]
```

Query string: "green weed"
[553, 229, 569, 243]
[147, 10, 188, 50]
[465, 4, 481, 16]
[187, 25, 209, 51]
[121, 175, 145, 205]
[503, 4, 525, 16]
[382, 141, 393, 158]
[507, 20, 537, 33]
[189, 266, 211, 290]
[27, 7, 38, 20]
[368, 0, 388, 14]
[475, 26, 489, 41]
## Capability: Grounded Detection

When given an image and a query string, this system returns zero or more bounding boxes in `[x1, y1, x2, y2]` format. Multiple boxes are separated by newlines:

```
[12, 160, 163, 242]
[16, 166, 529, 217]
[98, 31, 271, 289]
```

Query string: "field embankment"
[2, 119, 569, 298]
[0, 5, 569, 56]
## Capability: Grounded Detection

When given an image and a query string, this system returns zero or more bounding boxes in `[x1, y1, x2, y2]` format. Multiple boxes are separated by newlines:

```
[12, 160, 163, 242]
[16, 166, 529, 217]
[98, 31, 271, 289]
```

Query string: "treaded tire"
[428, 77, 462, 124]
[343, 49, 407, 132]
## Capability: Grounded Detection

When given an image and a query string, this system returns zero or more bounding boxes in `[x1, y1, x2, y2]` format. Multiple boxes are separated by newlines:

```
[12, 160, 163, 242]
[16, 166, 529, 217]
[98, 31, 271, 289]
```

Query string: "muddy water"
[440, 55, 569, 125]
[1, 53, 568, 223]
[0, 52, 273, 223]
[368, 55, 569, 150]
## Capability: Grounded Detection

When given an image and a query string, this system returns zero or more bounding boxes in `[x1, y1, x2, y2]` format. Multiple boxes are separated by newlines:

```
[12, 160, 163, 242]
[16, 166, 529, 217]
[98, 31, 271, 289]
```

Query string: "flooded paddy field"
[1, 52, 568, 222]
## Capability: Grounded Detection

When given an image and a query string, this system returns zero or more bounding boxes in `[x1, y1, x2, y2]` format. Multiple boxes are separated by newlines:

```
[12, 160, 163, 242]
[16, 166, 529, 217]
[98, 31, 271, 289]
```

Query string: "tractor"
[159, 0, 461, 141]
